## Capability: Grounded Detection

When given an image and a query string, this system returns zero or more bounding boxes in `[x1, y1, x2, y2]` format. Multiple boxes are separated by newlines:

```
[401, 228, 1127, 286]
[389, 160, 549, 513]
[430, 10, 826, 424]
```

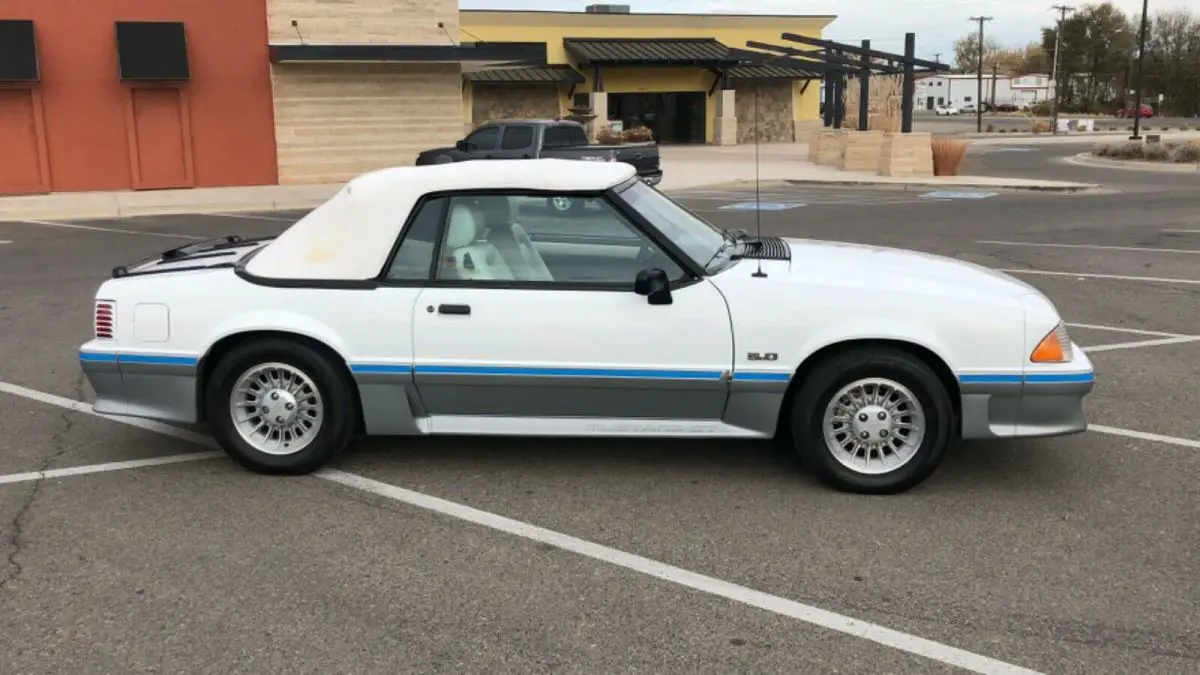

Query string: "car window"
[500, 125, 535, 150]
[384, 197, 445, 280]
[433, 193, 685, 285]
[466, 126, 499, 151]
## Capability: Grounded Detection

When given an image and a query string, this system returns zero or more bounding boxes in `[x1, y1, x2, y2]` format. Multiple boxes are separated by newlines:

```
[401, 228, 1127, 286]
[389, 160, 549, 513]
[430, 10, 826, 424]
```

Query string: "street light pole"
[1131, 0, 1150, 140]
[969, 16, 993, 132]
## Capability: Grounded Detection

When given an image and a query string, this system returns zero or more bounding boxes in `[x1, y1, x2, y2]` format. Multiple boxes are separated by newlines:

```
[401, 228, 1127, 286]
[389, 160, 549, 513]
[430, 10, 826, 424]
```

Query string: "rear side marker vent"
[95, 300, 115, 339]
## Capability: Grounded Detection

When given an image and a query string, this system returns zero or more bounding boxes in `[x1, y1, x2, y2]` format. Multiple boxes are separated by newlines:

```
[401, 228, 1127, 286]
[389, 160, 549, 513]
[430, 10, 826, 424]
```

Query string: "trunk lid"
[112, 235, 272, 279]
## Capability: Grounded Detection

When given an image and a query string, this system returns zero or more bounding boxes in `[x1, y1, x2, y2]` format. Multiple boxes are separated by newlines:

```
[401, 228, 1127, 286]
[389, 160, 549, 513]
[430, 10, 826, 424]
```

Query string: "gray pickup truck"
[415, 119, 663, 211]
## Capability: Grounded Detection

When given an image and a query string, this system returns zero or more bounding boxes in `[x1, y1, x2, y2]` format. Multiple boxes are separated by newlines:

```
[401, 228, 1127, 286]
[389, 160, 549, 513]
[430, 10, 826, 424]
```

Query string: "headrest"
[473, 196, 514, 230]
[445, 203, 478, 248]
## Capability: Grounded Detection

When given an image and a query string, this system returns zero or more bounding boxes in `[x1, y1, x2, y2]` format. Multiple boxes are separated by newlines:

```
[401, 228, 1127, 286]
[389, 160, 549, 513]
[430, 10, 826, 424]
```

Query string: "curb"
[1064, 152, 1200, 173]
[780, 178, 1102, 193]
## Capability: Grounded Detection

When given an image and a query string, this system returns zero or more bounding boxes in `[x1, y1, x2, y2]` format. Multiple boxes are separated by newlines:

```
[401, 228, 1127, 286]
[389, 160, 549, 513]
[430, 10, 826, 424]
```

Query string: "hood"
[730, 237, 1039, 299]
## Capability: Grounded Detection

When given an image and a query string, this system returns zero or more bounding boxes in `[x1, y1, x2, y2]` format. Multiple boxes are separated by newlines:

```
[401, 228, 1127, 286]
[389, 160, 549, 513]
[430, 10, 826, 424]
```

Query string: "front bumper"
[958, 349, 1095, 440]
[80, 348, 201, 425]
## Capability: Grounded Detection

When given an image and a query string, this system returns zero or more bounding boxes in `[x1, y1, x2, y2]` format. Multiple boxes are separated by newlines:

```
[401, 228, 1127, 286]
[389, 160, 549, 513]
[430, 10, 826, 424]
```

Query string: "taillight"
[95, 300, 115, 339]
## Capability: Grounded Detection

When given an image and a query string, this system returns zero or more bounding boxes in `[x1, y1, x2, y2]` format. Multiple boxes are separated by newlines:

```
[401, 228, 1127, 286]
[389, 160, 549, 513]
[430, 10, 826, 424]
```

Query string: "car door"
[409, 190, 735, 425]
[491, 124, 537, 159]
[461, 125, 501, 158]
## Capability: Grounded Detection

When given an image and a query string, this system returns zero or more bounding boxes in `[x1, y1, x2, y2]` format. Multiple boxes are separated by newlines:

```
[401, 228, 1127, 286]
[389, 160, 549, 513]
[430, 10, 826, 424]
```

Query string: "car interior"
[436, 195, 683, 284]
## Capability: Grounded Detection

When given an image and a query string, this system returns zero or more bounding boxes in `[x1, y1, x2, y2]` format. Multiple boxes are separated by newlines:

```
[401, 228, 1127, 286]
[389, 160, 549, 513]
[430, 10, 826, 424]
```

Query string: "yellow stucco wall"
[460, 10, 834, 142]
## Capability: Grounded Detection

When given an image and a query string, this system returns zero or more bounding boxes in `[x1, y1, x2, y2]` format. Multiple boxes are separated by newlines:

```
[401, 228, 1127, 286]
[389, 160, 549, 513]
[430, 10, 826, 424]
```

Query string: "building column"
[713, 72, 737, 145]
[587, 91, 608, 140]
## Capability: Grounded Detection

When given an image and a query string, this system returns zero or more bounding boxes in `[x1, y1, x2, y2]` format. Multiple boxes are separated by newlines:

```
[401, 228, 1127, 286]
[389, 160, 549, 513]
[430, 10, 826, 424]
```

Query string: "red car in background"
[1116, 104, 1154, 118]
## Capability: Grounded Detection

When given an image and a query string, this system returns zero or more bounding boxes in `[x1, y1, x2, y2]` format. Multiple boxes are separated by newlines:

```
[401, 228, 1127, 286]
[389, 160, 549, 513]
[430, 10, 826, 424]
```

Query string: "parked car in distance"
[1115, 104, 1154, 118]
[934, 104, 959, 116]
[993, 102, 1020, 112]
[415, 119, 662, 213]
[77, 159, 1094, 495]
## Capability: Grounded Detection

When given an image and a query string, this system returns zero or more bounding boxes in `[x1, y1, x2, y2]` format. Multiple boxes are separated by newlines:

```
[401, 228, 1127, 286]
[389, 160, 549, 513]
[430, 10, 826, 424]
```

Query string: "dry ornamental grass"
[930, 138, 969, 176]
[1093, 140, 1200, 163]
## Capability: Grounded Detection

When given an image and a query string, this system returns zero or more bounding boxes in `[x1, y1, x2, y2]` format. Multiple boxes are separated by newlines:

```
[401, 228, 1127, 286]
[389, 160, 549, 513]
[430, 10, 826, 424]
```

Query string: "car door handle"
[438, 304, 471, 315]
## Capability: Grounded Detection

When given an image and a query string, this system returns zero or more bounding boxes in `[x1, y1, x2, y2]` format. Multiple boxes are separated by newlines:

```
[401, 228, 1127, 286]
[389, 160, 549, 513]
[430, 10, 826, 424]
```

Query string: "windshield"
[619, 181, 730, 271]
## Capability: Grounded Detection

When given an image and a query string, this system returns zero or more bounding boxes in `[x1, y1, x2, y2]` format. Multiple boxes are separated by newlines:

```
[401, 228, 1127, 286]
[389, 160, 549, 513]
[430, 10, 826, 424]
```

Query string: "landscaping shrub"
[621, 125, 654, 143]
[998, 128, 1007, 133]
[986, 123, 994, 132]
[595, 124, 623, 145]
[931, 138, 969, 176]
[1094, 140, 1200, 163]
[1169, 141, 1200, 163]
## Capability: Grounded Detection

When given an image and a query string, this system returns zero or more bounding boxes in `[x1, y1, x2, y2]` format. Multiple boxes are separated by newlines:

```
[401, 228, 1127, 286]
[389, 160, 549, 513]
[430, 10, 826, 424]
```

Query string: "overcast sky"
[461, 0, 1200, 64]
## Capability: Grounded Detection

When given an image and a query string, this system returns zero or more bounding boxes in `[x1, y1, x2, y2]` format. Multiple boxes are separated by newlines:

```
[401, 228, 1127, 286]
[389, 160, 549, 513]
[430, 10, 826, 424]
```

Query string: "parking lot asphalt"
[1, 179, 1199, 674]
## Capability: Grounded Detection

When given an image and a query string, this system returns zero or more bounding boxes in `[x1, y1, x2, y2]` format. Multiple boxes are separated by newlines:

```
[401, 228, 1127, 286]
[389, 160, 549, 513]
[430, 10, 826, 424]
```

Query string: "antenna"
[750, 72, 767, 278]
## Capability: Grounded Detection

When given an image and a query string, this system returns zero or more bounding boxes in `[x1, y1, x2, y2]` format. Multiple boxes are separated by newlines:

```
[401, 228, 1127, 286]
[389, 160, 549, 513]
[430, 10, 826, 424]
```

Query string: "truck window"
[500, 125, 535, 150]
[465, 126, 499, 151]
[543, 125, 589, 148]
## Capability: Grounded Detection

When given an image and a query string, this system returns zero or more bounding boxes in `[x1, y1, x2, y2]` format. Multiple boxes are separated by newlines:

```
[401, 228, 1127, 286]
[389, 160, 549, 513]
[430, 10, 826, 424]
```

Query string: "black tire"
[205, 338, 358, 475]
[789, 346, 953, 494]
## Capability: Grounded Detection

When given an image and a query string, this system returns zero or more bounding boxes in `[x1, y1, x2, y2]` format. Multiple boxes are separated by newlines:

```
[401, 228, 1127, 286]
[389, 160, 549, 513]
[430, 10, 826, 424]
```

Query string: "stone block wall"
[271, 63, 461, 185]
[471, 84, 561, 127]
[879, 132, 935, 177]
[266, 0, 462, 184]
[837, 130, 886, 172]
[735, 80, 795, 144]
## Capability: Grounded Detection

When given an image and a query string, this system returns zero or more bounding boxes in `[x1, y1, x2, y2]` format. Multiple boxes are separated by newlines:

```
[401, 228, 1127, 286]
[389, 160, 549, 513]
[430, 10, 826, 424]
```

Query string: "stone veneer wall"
[266, 0, 461, 184]
[471, 84, 561, 127]
[734, 80, 795, 144]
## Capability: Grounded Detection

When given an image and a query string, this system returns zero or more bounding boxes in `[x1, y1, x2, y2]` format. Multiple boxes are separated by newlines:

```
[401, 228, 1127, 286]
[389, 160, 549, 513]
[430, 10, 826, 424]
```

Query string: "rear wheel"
[206, 338, 357, 475]
[789, 347, 953, 494]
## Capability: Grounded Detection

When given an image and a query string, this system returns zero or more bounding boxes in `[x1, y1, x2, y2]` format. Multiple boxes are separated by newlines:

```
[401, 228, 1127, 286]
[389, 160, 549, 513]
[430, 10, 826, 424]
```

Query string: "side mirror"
[634, 268, 672, 305]
[456, 140, 470, 152]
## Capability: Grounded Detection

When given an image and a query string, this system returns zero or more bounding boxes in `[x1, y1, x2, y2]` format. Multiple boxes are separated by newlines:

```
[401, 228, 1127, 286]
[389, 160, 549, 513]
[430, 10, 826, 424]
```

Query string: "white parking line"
[997, 268, 1200, 285]
[1163, 229, 1200, 234]
[0, 451, 223, 486]
[1066, 322, 1192, 338]
[0, 240, 11, 245]
[209, 212, 297, 223]
[20, 219, 205, 241]
[1081, 336, 1200, 352]
[319, 469, 1043, 675]
[4, 378, 1200, 674]
[979, 240, 1200, 254]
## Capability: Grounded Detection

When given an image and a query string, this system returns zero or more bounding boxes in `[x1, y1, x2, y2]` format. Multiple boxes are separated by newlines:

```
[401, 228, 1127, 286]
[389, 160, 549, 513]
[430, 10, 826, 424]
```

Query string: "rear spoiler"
[111, 235, 273, 279]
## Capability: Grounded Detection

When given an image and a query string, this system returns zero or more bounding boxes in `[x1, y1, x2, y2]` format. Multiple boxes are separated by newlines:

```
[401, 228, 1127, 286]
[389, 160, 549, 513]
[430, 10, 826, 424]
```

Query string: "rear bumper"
[80, 348, 201, 425]
[958, 362, 1095, 440]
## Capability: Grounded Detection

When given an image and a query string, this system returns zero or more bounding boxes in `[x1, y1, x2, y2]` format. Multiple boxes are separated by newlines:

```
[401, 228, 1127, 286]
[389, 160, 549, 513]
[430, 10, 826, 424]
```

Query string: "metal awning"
[564, 37, 742, 66]
[464, 64, 585, 84]
[725, 65, 821, 80]
[268, 42, 546, 68]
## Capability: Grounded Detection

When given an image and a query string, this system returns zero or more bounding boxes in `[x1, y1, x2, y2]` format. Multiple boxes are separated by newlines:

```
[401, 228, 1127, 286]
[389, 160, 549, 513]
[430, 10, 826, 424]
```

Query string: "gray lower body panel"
[83, 360, 201, 425]
[353, 371, 792, 438]
[959, 378, 1093, 440]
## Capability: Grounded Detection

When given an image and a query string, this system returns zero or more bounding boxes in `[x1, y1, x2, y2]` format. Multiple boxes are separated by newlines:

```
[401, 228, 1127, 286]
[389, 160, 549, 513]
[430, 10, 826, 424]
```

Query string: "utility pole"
[1131, 0, 1150, 140]
[1050, 5, 1075, 135]
[991, 62, 998, 110]
[934, 52, 942, 64]
[969, 16, 993, 132]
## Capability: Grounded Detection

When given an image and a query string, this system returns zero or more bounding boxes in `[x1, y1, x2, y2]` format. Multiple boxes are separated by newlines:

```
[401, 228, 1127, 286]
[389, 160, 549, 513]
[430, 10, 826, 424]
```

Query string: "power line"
[968, 16, 993, 132]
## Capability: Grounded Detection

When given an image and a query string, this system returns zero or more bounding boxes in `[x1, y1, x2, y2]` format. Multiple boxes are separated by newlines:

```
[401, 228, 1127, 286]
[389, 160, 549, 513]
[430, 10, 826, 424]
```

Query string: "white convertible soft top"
[244, 158, 638, 281]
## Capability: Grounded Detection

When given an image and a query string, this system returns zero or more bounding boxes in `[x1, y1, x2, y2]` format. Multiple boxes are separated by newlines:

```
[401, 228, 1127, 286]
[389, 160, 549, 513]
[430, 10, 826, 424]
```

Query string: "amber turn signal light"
[1030, 322, 1073, 363]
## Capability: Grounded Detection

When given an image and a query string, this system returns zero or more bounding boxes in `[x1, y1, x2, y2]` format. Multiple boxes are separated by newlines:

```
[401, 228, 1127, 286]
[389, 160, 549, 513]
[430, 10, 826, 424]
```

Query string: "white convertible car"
[79, 159, 1094, 494]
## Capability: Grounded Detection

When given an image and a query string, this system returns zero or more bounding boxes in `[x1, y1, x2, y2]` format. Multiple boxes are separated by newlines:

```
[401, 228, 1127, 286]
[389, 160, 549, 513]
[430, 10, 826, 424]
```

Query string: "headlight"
[1030, 321, 1074, 363]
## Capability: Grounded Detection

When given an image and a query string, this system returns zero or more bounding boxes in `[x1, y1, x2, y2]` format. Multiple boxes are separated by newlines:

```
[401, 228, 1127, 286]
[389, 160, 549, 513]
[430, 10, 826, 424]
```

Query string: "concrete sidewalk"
[0, 141, 1098, 221]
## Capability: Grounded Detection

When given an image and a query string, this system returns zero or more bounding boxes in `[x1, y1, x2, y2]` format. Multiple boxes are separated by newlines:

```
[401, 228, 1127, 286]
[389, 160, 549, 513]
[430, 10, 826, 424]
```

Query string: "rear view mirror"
[634, 268, 672, 305]
[456, 140, 470, 152]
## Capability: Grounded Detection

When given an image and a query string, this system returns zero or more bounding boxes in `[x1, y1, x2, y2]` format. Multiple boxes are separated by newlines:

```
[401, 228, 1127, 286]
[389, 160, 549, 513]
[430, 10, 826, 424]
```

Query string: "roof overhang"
[464, 63, 585, 84]
[564, 37, 743, 68]
[268, 42, 547, 68]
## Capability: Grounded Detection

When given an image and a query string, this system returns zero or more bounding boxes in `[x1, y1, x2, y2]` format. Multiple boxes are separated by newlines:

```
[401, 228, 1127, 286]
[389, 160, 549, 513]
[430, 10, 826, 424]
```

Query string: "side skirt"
[419, 415, 772, 438]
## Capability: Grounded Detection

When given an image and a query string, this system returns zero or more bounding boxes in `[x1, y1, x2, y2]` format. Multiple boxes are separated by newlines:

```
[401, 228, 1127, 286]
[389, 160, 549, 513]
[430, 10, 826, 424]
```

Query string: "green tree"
[1041, 2, 1136, 112]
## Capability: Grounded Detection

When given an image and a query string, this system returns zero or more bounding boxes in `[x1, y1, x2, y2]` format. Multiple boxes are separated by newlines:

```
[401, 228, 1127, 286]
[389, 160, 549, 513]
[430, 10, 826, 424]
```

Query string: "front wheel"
[789, 347, 954, 494]
[205, 338, 358, 475]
